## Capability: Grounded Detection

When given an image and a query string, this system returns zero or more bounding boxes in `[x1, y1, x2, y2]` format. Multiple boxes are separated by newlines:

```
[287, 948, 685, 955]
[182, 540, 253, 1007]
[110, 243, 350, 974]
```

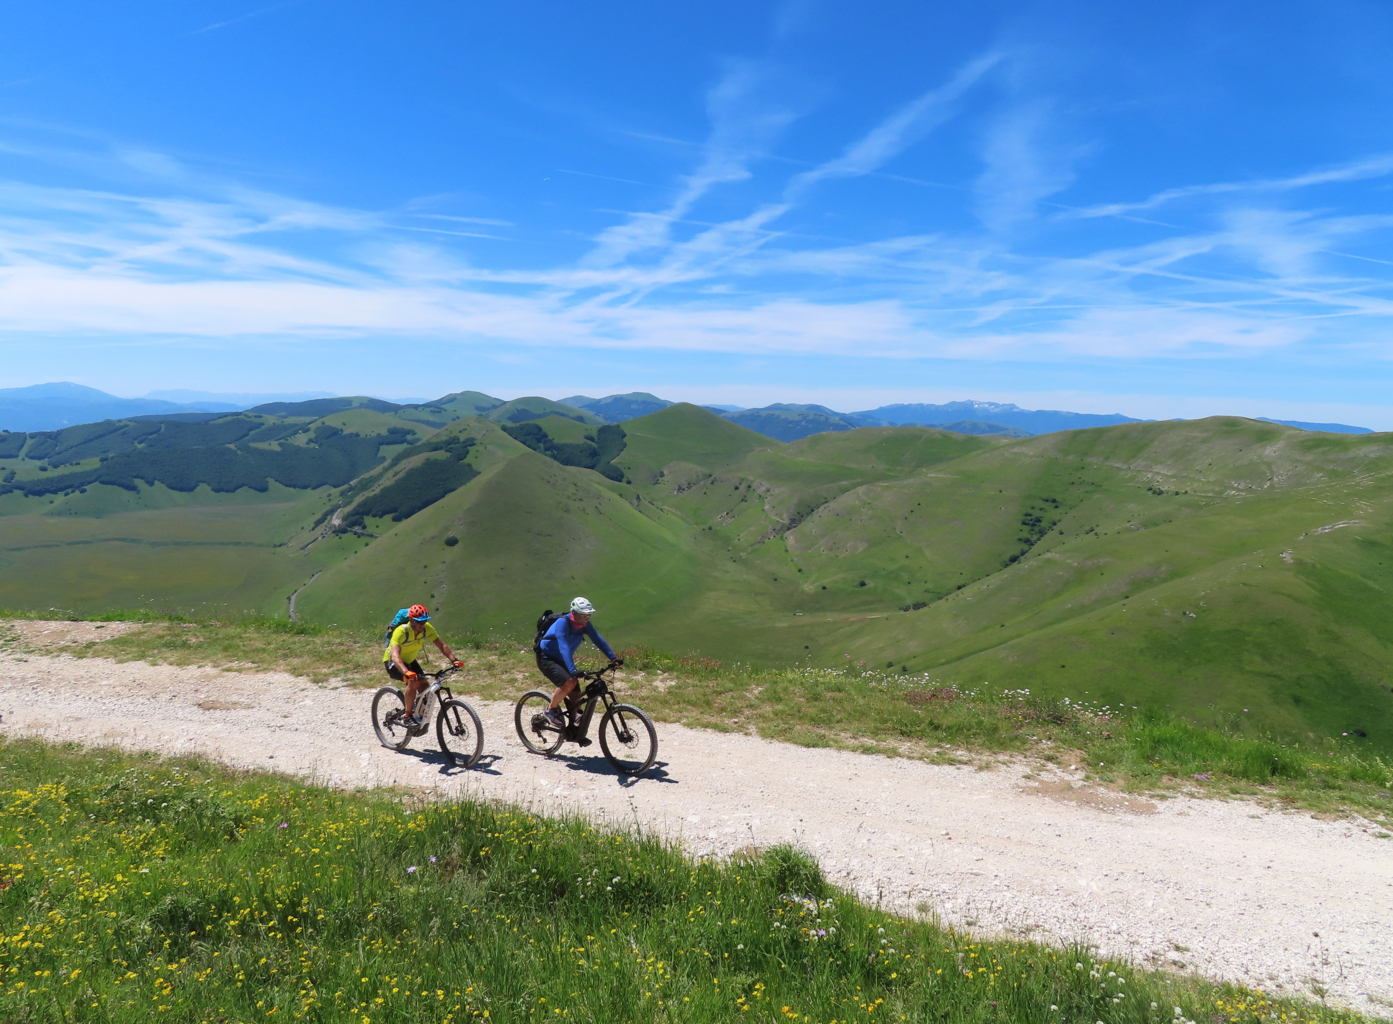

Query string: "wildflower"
[407, 866, 417, 874]
[430, 856, 437, 863]
[279, 823, 289, 829]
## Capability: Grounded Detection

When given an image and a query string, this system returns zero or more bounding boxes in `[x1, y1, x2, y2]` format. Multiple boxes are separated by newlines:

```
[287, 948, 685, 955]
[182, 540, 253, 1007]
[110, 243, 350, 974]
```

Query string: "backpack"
[534, 609, 563, 652]
[384, 607, 413, 645]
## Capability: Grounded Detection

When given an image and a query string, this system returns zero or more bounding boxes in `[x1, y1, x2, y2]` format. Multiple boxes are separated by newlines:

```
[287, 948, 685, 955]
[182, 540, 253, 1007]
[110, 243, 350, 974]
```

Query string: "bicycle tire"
[514, 689, 565, 756]
[371, 686, 413, 751]
[436, 698, 484, 768]
[599, 703, 658, 776]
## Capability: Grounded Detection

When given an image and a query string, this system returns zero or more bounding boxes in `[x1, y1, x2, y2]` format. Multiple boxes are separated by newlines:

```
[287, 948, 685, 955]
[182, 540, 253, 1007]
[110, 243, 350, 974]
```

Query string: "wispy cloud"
[191, 1, 312, 36]
[783, 54, 1000, 202]
[581, 60, 801, 269]
[974, 98, 1087, 233]
[1068, 153, 1393, 220]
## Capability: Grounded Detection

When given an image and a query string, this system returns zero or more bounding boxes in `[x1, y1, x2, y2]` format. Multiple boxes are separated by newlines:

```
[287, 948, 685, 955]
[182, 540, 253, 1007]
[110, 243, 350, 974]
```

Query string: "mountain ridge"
[1, 382, 1378, 441]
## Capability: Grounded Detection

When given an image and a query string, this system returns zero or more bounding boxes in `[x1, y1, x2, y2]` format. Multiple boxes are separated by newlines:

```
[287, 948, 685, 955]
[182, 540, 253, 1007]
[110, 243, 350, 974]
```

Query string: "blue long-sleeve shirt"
[539, 613, 616, 674]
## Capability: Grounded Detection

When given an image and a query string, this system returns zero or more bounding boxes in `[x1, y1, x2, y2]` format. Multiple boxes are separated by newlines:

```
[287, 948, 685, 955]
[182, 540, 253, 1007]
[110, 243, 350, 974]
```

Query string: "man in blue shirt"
[536, 596, 621, 729]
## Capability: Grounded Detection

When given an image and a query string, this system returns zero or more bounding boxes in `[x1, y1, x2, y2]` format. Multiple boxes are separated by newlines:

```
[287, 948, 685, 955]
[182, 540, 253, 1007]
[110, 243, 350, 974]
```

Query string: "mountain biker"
[537, 597, 621, 729]
[383, 604, 463, 728]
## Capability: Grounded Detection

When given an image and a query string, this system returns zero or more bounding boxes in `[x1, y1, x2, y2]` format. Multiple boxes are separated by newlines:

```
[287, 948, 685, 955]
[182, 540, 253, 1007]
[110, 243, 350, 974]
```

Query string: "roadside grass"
[7, 614, 1390, 826]
[0, 737, 1371, 1024]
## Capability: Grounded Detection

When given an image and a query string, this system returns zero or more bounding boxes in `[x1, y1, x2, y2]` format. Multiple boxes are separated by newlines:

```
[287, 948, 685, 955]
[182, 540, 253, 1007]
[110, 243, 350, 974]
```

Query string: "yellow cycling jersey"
[382, 621, 440, 664]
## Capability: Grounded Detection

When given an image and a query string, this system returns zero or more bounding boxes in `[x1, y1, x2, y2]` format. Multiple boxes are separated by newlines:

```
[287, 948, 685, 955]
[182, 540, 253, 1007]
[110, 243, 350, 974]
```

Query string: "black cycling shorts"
[385, 659, 424, 682]
[535, 651, 574, 689]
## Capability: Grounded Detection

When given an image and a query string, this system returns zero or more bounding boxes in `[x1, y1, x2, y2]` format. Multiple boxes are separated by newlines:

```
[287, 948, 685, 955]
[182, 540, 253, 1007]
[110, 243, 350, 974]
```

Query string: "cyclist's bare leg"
[548, 677, 578, 711]
[403, 675, 426, 721]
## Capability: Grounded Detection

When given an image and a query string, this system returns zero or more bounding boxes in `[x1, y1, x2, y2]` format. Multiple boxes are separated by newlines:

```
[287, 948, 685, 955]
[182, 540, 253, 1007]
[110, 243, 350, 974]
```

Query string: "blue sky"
[2, 1, 1393, 424]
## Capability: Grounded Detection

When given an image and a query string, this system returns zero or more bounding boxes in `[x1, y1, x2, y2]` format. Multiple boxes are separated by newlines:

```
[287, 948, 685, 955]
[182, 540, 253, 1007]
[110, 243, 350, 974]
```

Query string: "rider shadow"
[558, 755, 679, 787]
[400, 747, 504, 777]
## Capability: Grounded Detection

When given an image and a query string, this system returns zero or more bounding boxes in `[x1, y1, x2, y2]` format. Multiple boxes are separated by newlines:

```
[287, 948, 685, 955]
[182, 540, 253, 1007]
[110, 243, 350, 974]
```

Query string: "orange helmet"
[408, 603, 430, 621]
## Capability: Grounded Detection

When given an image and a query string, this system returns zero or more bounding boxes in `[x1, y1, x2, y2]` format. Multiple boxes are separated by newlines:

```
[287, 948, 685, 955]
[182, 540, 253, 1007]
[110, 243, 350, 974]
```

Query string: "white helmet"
[570, 596, 596, 615]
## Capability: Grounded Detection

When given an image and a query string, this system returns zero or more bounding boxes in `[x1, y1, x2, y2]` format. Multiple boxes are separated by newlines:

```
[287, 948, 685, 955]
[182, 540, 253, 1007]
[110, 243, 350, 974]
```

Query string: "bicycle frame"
[561, 667, 620, 742]
[402, 666, 459, 722]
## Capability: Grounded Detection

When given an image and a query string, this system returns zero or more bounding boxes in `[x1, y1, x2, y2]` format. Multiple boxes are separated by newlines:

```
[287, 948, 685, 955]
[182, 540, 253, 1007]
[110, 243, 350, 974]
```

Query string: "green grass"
[21, 618, 1392, 825]
[0, 737, 1372, 1024]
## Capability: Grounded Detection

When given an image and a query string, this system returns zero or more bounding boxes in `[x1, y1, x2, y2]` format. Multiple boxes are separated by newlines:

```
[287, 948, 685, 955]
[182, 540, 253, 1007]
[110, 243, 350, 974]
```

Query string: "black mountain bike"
[371, 665, 484, 768]
[514, 663, 658, 776]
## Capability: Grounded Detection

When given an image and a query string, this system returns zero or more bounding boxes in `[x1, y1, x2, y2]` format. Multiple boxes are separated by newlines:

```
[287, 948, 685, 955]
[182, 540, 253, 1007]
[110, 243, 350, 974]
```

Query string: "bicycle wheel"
[436, 698, 484, 768]
[599, 703, 658, 776]
[371, 687, 413, 751]
[514, 689, 564, 756]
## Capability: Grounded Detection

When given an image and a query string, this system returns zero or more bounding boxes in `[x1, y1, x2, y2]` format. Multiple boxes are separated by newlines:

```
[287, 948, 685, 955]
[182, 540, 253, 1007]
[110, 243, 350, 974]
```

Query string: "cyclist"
[537, 596, 621, 729]
[383, 603, 463, 728]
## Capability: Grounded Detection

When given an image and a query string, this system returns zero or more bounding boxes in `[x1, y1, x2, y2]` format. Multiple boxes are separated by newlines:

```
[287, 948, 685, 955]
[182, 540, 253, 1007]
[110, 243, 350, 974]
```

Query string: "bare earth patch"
[0, 637, 1389, 1015]
[3, 619, 145, 649]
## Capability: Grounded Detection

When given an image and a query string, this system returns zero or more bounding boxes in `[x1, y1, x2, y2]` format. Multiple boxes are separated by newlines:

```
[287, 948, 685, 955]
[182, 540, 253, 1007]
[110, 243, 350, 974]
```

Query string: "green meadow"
[0, 737, 1373, 1024]
[3, 399, 1393, 752]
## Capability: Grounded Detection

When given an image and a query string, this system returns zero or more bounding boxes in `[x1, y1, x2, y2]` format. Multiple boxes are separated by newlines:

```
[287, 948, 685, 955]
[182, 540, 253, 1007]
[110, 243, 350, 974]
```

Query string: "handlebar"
[577, 660, 622, 681]
[425, 664, 461, 689]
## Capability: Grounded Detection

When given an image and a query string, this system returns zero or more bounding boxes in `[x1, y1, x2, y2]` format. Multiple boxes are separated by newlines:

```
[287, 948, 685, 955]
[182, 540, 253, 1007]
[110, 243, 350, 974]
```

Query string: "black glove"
[610, 657, 624, 668]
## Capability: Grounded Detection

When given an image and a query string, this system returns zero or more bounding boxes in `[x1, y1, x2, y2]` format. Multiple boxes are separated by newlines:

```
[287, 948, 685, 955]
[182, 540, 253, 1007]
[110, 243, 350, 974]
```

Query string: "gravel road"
[1, 633, 1390, 1015]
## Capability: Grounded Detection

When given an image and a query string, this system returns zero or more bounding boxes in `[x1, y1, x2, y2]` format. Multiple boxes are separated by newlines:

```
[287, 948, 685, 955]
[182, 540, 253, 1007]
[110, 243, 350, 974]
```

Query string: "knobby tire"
[514, 689, 565, 756]
[599, 703, 658, 776]
[371, 686, 412, 751]
[436, 698, 484, 768]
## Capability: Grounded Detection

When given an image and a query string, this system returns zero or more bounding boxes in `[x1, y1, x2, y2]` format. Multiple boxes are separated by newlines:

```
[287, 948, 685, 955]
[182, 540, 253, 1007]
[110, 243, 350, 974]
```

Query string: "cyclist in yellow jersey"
[383, 603, 463, 728]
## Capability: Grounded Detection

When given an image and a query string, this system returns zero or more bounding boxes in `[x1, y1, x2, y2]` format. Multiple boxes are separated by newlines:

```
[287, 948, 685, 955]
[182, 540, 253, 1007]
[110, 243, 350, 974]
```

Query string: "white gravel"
[1, 640, 1390, 1016]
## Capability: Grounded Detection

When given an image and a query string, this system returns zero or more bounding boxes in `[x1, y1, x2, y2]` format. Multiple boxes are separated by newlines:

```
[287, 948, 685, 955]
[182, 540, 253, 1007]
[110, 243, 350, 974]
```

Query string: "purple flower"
[407, 865, 417, 874]
[278, 822, 288, 829]
[429, 855, 437, 863]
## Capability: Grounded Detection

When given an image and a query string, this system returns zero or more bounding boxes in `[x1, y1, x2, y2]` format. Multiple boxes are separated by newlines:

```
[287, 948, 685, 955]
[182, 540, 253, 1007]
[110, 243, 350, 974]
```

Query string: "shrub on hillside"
[503, 421, 627, 480]
[341, 436, 479, 525]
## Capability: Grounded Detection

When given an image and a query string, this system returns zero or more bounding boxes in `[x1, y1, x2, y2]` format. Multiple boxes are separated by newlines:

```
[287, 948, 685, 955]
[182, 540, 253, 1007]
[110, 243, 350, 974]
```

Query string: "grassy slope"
[0, 482, 332, 618]
[823, 421, 1393, 742]
[293, 437, 703, 636]
[4, 738, 1365, 1024]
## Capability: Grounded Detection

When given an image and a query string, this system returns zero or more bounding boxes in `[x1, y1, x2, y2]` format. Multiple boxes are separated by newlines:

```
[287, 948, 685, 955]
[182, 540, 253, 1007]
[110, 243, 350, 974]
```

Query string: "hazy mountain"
[718, 403, 876, 441]
[0, 383, 355, 432]
[0, 382, 223, 431]
[853, 401, 1145, 435]
[560, 392, 673, 422]
[1257, 418, 1373, 434]
[145, 389, 336, 406]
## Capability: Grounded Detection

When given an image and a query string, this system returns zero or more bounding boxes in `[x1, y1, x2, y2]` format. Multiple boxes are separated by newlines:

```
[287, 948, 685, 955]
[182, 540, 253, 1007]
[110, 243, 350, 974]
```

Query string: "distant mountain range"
[0, 383, 338, 431]
[0, 383, 1377, 440]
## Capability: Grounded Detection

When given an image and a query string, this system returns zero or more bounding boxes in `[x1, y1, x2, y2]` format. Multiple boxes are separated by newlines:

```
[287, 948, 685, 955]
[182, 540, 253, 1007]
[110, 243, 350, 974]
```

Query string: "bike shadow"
[557, 754, 678, 786]
[398, 747, 504, 777]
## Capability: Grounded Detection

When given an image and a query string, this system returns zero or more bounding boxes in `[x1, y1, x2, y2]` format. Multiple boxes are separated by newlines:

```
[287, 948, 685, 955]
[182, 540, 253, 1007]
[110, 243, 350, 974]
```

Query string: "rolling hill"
[1, 396, 1390, 750]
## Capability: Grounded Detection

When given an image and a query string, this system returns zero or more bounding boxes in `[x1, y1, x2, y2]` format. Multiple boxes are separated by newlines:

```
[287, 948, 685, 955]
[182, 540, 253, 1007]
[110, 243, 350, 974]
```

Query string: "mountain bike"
[514, 663, 658, 776]
[371, 665, 484, 768]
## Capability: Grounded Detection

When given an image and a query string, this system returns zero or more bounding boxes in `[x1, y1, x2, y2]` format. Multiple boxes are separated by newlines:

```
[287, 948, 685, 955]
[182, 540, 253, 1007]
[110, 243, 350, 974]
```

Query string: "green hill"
[3, 399, 1392, 750]
[484, 396, 603, 426]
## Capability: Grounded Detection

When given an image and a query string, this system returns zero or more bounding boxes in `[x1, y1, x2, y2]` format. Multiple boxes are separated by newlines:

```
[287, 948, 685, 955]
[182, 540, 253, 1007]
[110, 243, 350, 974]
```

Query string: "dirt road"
[1, 640, 1389, 1015]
